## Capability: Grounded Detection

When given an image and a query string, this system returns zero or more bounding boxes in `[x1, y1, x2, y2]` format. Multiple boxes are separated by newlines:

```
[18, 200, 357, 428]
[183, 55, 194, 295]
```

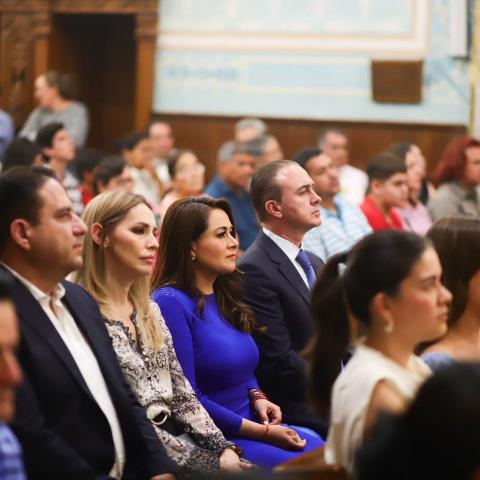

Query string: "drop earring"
[384, 319, 394, 334]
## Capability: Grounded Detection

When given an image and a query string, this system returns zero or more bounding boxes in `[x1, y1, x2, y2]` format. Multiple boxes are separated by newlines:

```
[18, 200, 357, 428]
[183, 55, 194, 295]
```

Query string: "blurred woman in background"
[158, 149, 205, 220]
[428, 136, 480, 221]
[421, 217, 480, 371]
[388, 143, 432, 235]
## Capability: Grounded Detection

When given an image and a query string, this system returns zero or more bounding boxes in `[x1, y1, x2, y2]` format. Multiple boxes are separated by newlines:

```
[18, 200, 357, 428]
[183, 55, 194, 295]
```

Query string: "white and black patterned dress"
[105, 302, 232, 473]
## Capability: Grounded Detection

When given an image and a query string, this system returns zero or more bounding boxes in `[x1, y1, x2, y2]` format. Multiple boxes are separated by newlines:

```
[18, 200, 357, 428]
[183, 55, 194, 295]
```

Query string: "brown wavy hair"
[151, 196, 255, 333]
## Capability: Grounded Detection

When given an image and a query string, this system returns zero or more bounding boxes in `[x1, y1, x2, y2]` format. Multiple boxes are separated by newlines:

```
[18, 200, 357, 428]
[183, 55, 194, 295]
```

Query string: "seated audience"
[242, 134, 284, 170]
[120, 131, 162, 207]
[148, 120, 174, 189]
[360, 153, 408, 231]
[297, 147, 372, 261]
[36, 122, 83, 216]
[253, 135, 284, 169]
[95, 155, 134, 194]
[388, 143, 432, 235]
[428, 135, 480, 221]
[234, 117, 268, 143]
[1, 138, 43, 172]
[356, 362, 480, 480]
[421, 217, 480, 370]
[205, 141, 258, 251]
[238, 160, 327, 436]
[0, 166, 176, 479]
[152, 197, 323, 470]
[309, 230, 451, 474]
[158, 149, 205, 220]
[318, 128, 368, 205]
[19, 71, 89, 147]
[72, 148, 103, 206]
[75, 190, 248, 475]
[0, 272, 27, 480]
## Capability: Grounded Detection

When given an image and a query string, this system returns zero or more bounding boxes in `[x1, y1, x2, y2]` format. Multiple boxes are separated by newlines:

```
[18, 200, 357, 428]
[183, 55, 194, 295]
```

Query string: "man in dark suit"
[0, 166, 176, 480]
[238, 160, 327, 436]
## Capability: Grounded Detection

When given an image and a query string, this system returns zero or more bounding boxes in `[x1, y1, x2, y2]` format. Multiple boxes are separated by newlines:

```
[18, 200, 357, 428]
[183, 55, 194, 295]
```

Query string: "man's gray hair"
[217, 140, 252, 163]
[234, 117, 268, 137]
[318, 128, 347, 148]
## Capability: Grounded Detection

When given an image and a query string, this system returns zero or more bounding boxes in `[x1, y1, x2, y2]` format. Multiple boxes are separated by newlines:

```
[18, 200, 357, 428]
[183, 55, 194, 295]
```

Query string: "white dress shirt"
[339, 164, 368, 206]
[262, 227, 309, 288]
[3, 264, 126, 479]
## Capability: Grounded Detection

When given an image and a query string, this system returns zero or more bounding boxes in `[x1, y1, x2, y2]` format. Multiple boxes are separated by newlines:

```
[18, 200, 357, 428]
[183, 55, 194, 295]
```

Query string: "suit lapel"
[258, 233, 310, 304]
[9, 276, 95, 401]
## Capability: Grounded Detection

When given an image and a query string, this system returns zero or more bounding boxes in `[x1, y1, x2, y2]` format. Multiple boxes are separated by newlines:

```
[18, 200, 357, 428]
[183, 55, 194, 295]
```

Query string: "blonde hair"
[75, 189, 164, 352]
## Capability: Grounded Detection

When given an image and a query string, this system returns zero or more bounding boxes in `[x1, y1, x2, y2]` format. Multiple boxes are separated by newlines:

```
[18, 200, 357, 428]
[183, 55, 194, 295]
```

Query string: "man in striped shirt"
[0, 273, 26, 480]
[295, 148, 372, 261]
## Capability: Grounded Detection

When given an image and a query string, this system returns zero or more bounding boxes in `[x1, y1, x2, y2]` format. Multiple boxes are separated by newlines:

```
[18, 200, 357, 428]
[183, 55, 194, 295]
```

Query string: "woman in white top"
[309, 230, 452, 474]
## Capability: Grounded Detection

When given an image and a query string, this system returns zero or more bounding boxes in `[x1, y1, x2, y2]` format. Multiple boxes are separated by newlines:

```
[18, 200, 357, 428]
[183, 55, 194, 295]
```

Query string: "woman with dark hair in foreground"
[309, 230, 451, 474]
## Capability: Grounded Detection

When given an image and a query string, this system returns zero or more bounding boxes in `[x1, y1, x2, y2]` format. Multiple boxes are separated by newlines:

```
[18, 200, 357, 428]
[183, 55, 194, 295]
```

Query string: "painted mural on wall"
[153, 0, 470, 125]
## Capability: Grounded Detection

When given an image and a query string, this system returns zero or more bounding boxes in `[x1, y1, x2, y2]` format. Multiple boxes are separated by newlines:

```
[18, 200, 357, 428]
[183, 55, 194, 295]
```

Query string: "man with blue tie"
[238, 160, 327, 437]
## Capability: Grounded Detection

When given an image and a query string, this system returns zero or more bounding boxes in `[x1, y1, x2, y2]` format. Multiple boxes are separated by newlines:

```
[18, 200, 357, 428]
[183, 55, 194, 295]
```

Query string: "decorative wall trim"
[157, 0, 429, 56]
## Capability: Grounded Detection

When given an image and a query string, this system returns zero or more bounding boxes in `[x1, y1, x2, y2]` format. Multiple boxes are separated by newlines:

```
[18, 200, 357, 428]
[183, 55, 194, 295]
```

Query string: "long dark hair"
[151, 196, 255, 333]
[427, 216, 480, 326]
[309, 230, 430, 415]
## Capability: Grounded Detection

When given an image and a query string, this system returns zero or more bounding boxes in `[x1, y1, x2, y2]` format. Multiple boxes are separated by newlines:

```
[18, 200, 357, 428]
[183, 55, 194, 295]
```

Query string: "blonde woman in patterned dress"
[75, 189, 248, 475]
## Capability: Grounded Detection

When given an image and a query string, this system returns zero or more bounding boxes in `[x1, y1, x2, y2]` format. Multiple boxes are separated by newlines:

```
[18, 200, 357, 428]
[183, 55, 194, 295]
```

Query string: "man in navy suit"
[238, 160, 327, 436]
[0, 166, 176, 479]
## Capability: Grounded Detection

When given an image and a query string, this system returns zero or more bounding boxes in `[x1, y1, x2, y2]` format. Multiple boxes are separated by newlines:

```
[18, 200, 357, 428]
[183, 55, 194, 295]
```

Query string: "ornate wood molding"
[51, 0, 157, 14]
[0, 13, 38, 123]
[135, 12, 157, 40]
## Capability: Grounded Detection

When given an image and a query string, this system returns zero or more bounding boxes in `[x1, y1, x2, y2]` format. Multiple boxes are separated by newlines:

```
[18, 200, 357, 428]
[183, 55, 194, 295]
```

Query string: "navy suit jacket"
[238, 232, 327, 434]
[5, 268, 177, 480]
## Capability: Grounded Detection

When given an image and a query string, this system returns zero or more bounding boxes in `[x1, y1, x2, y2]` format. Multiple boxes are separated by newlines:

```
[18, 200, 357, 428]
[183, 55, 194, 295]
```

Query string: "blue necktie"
[296, 249, 316, 288]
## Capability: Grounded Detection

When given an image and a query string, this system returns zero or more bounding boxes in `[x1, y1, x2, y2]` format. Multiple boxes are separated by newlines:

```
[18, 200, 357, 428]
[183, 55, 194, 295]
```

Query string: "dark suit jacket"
[238, 232, 327, 435]
[5, 268, 177, 480]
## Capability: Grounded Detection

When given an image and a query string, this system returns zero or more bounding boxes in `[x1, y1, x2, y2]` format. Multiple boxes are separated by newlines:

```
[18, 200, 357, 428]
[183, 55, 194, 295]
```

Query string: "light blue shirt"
[303, 195, 372, 261]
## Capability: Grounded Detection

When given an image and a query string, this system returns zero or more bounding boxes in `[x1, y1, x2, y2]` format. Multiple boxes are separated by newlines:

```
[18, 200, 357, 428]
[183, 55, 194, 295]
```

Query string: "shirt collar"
[320, 195, 344, 219]
[262, 227, 301, 263]
[214, 176, 247, 198]
[0, 261, 65, 302]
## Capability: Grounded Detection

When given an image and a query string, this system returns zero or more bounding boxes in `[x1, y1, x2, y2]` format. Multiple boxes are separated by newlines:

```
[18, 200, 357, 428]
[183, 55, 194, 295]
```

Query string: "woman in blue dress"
[151, 197, 323, 469]
[421, 216, 480, 370]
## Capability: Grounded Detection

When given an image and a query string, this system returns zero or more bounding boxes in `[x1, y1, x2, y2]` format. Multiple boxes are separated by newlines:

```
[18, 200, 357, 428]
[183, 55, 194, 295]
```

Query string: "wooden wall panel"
[152, 113, 467, 183]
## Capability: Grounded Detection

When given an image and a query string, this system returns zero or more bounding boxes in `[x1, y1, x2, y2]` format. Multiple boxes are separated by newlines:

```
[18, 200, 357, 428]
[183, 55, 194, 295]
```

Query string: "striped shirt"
[303, 195, 372, 261]
[0, 424, 26, 480]
[63, 169, 84, 217]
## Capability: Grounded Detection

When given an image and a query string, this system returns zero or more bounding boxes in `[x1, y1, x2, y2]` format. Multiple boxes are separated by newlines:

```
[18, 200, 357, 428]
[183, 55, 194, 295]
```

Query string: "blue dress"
[152, 286, 324, 469]
[421, 351, 456, 372]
